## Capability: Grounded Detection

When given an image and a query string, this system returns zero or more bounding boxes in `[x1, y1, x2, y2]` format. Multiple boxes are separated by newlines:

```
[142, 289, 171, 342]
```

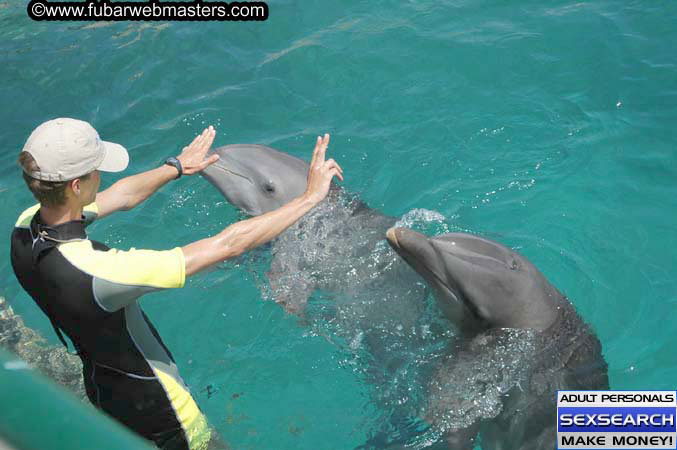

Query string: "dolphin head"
[386, 227, 560, 333]
[201, 144, 309, 216]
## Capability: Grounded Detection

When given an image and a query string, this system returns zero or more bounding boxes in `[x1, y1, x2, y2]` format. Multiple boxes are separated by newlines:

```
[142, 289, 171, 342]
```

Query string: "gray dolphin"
[202, 144, 310, 217]
[201, 144, 436, 335]
[202, 145, 455, 443]
[386, 227, 609, 450]
[202, 144, 414, 316]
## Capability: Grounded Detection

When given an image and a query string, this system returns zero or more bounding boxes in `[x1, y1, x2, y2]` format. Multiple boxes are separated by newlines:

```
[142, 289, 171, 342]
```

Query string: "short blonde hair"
[18, 151, 91, 207]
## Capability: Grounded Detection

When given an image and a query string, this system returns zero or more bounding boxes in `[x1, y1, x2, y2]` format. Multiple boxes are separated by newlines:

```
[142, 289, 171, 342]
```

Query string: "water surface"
[1, 1, 676, 448]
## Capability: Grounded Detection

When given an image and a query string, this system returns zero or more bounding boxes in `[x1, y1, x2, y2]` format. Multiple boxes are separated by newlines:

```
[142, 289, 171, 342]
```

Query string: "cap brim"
[98, 141, 129, 173]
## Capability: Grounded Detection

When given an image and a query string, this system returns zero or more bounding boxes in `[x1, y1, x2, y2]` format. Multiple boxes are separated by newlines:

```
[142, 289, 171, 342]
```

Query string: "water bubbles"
[349, 331, 364, 350]
[237, 189, 463, 443]
[393, 208, 450, 235]
[424, 329, 538, 433]
[181, 111, 223, 134]
[507, 178, 536, 191]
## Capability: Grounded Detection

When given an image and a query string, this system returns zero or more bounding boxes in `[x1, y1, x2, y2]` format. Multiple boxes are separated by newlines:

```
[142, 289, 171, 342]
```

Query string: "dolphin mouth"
[204, 161, 260, 215]
[209, 161, 255, 185]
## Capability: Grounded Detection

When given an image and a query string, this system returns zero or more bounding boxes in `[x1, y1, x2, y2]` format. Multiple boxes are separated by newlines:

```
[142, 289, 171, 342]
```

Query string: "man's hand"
[177, 126, 218, 175]
[95, 126, 218, 218]
[303, 133, 343, 204]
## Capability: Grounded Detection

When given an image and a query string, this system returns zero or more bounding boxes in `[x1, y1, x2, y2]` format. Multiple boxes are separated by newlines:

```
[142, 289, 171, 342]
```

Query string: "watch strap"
[164, 157, 183, 179]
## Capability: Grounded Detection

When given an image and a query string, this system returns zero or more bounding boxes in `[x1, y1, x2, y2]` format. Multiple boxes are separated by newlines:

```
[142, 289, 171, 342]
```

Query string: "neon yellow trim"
[84, 201, 99, 215]
[15, 204, 40, 228]
[154, 367, 211, 450]
[176, 248, 186, 288]
[58, 240, 186, 289]
[15, 202, 98, 228]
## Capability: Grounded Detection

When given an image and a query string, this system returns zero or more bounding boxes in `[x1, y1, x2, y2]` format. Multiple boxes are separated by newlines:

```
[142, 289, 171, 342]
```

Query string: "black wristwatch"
[164, 157, 183, 179]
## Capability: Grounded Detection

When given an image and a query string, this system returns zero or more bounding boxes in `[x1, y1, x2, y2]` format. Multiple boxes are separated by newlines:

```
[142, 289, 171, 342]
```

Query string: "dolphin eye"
[263, 182, 275, 194]
[510, 259, 519, 270]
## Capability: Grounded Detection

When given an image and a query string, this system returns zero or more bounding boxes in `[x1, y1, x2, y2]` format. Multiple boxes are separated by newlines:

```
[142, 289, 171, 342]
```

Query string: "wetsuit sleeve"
[58, 241, 186, 312]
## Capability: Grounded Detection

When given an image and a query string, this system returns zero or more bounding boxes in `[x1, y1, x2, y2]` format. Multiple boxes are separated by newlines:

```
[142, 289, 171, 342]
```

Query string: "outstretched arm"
[182, 133, 342, 276]
[95, 127, 219, 219]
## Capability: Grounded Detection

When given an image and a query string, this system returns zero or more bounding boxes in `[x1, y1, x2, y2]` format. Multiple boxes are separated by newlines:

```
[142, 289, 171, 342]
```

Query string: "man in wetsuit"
[10, 118, 342, 450]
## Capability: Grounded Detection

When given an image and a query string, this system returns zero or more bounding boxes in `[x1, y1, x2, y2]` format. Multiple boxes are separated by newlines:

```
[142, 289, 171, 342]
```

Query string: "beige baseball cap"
[22, 118, 129, 181]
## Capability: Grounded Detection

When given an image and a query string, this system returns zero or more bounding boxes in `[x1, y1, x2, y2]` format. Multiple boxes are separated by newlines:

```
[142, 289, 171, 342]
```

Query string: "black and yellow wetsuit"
[10, 203, 210, 450]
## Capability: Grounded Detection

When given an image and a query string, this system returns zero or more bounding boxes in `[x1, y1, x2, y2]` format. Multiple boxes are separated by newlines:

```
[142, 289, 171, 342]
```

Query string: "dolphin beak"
[386, 227, 435, 268]
[387, 226, 456, 284]
[386, 227, 429, 252]
[386, 227, 401, 249]
[386, 227, 481, 328]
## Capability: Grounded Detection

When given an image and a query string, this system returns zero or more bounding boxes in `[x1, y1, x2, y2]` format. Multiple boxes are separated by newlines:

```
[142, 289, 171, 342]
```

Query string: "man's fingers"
[202, 127, 216, 151]
[327, 167, 343, 182]
[188, 126, 215, 155]
[199, 126, 213, 142]
[184, 127, 208, 153]
[309, 135, 322, 169]
[197, 128, 209, 148]
[177, 127, 217, 176]
[195, 154, 219, 171]
[188, 133, 201, 149]
[324, 159, 343, 174]
[323, 161, 343, 180]
[317, 133, 329, 161]
[310, 133, 330, 167]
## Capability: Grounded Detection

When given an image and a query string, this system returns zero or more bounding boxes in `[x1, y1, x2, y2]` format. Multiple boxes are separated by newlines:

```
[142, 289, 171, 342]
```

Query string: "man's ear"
[70, 178, 81, 197]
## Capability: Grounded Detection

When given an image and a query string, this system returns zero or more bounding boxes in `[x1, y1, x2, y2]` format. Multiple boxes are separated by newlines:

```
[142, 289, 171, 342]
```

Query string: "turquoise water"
[1, 1, 676, 448]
